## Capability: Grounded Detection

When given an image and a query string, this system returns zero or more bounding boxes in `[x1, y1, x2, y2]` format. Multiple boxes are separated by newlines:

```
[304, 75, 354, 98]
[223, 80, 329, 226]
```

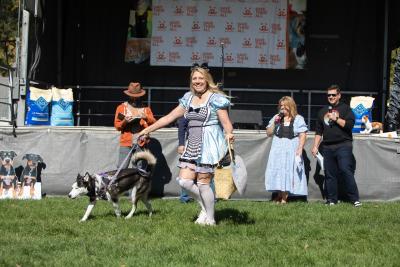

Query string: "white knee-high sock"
[198, 183, 215, 222]
[177, 178, 205, 211]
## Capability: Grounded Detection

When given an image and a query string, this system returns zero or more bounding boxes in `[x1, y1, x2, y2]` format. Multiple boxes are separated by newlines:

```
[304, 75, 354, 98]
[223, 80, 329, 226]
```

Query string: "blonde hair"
[278, 96, 298, 118]
[189, 67, 226, 95]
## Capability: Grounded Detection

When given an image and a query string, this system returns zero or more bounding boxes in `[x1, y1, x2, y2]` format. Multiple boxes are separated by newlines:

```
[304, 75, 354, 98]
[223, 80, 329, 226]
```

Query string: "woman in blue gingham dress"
[265, 96, 308, 203]
[138, 66, 234, 226]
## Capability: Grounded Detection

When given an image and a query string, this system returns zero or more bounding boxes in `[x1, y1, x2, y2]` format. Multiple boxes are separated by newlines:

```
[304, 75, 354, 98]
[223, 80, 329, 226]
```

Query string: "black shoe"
[353, 201, 362, 207]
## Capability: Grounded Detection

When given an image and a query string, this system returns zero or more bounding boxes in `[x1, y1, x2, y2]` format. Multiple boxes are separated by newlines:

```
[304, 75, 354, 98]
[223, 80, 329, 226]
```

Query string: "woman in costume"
[139, 65, 234, 225]
[265, 96, 308, 203]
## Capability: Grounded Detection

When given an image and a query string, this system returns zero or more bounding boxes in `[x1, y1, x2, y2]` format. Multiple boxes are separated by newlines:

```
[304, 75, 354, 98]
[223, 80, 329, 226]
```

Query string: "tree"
[0, 0, 19, 68]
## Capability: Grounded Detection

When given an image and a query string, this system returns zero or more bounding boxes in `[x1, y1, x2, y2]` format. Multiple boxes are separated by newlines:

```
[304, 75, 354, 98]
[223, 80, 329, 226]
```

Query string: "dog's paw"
[79, 218, 87, 223]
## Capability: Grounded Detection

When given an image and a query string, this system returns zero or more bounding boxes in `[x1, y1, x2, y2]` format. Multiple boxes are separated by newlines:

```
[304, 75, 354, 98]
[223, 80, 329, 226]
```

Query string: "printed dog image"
[20, 154, 44, 199]
[0, 151, 18, 199]
[68, 151, 156, 222]
[360, 115, 383, 134]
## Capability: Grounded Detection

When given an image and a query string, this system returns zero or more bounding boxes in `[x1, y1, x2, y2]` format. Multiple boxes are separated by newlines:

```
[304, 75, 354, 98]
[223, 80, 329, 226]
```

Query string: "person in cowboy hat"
[114, 82, 156, 169]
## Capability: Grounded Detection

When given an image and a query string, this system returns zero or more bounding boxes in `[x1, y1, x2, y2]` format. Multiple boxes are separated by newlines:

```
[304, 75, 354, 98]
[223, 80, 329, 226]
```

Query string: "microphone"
[328, 106, 333, 126]
[220, 42, 225, 47]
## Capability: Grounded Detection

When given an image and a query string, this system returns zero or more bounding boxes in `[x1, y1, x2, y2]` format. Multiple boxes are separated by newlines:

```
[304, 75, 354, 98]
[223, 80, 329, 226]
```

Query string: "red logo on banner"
[187, 6, 198, 16]
[157, 20, 167, 31]
[255, 38, 266, 48]
[192, 21, 201, 31]
[271, 23, 282, 33]
[270, 54, 281, 65]
[170, 21, 182, 31]
[173, 36, 183, 46]
[225, 22, 235, 32]
[152, 36, 164, 46]
[207, 37, 217, 47]
[277, 8, 287, 17]
[157, 51, 167, 62]
[220, 6, 232, 17]
[256, 7, 267, 17]
[169, 52, 181, 62]
[219, 37, 231, 46]
[204, 21, 215, 32]
[153, 5, 164, 16]
[242, 38, 252, 48]
[259, 23, 269, 33]
[237, 53, 249, 64]
[191, 52, 201, 61]
[238, 22, 249, 33]
[186, 37, 197, 47]
[208, 6, 218, 16]
[258, 54, 269, 64]
[276, 39, 285, 49]
[225, 53, 234, 63]
[202, 52, 214, 62]
[174, 5, 184, 16]
[242, 7, 253, 17]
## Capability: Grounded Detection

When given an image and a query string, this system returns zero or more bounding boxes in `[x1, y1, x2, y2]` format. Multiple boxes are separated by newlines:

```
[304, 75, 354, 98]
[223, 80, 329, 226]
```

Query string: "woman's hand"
[311, 146, 319, 157]
[225, 133, 235, 143]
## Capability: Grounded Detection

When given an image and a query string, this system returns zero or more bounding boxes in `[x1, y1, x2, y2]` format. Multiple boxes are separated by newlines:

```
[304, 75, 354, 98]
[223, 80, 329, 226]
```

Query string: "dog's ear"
[11, 151, 17, 158]
[84, 172, 90, 182]
[22, 154, 27, 160]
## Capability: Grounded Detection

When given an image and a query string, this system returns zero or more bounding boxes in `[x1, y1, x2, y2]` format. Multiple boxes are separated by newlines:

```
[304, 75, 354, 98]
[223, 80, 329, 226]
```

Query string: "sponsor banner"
[151, 0, 288, 69]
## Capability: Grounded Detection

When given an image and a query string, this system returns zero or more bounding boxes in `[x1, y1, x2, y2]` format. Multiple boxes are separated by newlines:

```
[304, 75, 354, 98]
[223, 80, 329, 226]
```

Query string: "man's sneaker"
[353, 201, 362, 207]
[325, 201, 336, 206]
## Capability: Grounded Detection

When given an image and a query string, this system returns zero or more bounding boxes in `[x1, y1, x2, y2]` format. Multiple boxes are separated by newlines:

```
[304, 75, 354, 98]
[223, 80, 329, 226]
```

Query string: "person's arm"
[177, 117, 188, 154]
[114, 105, 134, 131]
[139, 105, 186, 135]
[143, 107, 157, 125]
[217, 109, 234, 142]
[311, 134, 322, 157]
[296, 132, 306, 156]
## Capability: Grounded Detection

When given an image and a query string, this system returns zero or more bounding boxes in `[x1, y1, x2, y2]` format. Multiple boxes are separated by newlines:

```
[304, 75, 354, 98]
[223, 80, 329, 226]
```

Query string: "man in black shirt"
[311, 85, 361, 207]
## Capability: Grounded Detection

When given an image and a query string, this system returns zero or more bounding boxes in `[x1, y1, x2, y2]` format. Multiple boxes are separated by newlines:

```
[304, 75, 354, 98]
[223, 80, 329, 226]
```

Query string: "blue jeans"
[322, 144, 359, 203]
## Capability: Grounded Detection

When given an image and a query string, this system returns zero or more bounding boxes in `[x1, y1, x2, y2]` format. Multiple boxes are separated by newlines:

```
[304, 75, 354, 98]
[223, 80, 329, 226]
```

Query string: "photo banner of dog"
[0, 151, 45, 200]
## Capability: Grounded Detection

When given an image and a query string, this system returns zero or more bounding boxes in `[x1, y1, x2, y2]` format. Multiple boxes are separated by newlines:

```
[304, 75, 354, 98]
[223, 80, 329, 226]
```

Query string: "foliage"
[0, 197, 399, 266]
[0, 0, 19, 67]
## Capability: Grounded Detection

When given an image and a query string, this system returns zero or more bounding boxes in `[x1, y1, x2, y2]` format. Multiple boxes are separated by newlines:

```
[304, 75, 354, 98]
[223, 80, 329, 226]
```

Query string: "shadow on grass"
[215, 208, 255, 225]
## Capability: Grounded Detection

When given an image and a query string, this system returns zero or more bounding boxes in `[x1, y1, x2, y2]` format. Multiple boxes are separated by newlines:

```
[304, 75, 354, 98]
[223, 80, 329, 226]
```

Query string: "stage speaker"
[230, 109, 263, 129]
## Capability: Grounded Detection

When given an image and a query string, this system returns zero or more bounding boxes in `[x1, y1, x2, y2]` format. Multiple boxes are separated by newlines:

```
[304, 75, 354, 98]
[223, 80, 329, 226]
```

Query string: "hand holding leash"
[225, 133, 234, 143]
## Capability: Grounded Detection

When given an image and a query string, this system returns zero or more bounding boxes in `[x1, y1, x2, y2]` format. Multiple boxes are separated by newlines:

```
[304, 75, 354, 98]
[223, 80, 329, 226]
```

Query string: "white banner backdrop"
[151, 0, 288, 69]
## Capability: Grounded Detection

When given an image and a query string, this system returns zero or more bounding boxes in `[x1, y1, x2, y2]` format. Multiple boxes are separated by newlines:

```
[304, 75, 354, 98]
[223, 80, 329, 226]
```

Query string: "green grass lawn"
[1, 197, 399, 266]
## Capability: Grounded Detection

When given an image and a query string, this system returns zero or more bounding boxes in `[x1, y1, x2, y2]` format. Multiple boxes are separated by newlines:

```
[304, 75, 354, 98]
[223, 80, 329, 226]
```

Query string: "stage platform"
[1, 126, 399, 201]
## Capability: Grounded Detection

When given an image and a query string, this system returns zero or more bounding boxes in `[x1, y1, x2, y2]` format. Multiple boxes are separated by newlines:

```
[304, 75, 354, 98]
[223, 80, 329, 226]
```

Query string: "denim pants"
[322, 144, 359, 203]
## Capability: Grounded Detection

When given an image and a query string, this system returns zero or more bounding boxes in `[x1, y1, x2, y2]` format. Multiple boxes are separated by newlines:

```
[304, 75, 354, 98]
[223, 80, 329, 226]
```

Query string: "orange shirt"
[114, 102, 156, 147]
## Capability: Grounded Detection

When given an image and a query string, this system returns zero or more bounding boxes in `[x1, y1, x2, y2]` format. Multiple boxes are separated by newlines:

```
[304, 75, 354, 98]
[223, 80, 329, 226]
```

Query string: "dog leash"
[108, 135, 148, 186]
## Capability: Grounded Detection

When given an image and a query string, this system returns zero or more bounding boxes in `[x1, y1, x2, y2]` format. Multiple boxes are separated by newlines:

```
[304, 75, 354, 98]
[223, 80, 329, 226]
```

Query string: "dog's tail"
[132, 150, 157, 172]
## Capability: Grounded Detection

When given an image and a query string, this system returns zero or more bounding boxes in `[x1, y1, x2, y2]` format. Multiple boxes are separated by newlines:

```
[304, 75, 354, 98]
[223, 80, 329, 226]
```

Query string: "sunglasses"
[327, 94, 337, 97]
[191, 62, 209, 71]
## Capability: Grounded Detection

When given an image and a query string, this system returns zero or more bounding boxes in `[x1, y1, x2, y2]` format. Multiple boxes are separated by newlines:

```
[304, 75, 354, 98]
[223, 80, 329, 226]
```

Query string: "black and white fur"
[68, 150, 156, 222]
[0, 151, 18, 198]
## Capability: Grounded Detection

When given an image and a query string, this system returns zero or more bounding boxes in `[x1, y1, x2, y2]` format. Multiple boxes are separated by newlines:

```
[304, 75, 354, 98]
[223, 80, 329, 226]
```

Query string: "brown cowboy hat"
[123, 82, 146, 97]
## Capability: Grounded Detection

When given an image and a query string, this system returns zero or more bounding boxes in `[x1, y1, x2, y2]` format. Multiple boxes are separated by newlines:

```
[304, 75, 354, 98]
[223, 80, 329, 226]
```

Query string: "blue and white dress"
[265, 114, 308, 195]
[178, 91, 230, 173]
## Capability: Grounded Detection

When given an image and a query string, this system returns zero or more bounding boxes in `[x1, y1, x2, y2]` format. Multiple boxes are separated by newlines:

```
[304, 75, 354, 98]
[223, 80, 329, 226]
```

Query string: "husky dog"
[68, 150, 156, 222]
